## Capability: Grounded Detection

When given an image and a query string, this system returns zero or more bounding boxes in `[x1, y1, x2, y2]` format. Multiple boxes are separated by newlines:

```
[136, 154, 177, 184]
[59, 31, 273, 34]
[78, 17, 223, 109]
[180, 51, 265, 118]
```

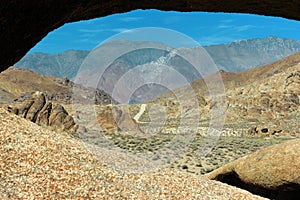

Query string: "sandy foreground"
[0, 108, 266, 199]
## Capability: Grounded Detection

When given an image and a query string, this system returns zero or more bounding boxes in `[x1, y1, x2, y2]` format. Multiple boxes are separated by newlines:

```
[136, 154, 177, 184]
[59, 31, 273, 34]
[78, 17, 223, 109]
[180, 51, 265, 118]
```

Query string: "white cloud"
[216, 24, 255, 32]
[219, 19, 236, 23]
[111, 28, 130, 32]
[78, 29, 105, 33]
[119, 17, 143, 22]
[198, 35, 239, 46]
[235, 25, 255, 32]
[111, 28, 137, 33]
[217, 24, 233, 29]
[78, 28, 137, 35]
[217, 18, 255, 32]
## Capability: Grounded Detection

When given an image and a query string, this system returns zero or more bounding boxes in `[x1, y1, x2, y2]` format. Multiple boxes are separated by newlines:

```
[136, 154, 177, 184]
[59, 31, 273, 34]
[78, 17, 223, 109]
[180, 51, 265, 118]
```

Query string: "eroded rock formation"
[1, 0, 300, 73]
[8, 91, 79, 133]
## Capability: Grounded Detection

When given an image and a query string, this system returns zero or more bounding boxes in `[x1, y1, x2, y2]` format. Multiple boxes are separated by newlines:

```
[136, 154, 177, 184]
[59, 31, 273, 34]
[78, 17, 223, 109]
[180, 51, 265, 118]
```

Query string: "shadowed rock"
[36, 102, 52, 127]
[1, 0, 300, 72]
[25, 91, 46, 122]
[49, 104, 76, 131]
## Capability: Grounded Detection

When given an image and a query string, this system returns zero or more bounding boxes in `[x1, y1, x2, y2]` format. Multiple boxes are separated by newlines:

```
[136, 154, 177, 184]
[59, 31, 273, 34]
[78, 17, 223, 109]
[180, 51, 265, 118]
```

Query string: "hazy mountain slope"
[190, 51, 300, 95]
[14, 50, 89, 79]
[15, 36, 300, 79]
[0, 68, 69, 98]
[14, 37, 300, 103]
[204, 36, 300, 72]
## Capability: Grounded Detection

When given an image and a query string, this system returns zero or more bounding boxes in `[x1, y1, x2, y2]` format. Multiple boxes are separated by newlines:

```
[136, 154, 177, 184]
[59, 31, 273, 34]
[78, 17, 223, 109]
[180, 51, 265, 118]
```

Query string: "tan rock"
[8, 91, 78, 133]
[36, 102, 52, 127]
[49, 104, 73, 131]
[25, 91, 46, 122]
[205, 139, 300, 199]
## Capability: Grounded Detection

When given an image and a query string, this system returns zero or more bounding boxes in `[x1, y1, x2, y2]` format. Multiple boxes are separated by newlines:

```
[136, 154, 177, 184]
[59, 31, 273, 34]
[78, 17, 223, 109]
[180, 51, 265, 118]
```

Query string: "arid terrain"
[89, 52, 299, 175]
[1, 0, 300, 199]
[0, 52, 299, 199]
[0, 67, 114, 105]
[1, 107, 267, 199]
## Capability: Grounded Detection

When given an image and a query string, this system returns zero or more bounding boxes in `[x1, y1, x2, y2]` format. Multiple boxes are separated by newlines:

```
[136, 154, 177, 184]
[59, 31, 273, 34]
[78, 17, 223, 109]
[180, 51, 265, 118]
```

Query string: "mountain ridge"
[15, 50, 89, 78]
[204, 35, 300, 71]
[15, 36, 300, 79]
[14, 36, 300, 103]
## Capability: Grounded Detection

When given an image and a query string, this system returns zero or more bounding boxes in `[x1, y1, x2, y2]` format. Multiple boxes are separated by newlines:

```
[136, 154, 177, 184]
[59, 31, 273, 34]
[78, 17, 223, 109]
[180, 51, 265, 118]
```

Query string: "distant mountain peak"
[14, 36, 300, 82]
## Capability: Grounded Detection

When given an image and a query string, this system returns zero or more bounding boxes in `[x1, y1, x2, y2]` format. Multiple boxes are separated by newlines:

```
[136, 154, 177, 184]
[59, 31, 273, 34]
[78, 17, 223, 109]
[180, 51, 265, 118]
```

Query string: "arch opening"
[1, 0, 300, 71]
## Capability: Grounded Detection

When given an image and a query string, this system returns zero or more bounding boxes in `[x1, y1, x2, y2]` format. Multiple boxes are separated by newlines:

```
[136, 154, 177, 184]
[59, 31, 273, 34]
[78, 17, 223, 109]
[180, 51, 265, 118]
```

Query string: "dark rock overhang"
[1, 0, 300, 72]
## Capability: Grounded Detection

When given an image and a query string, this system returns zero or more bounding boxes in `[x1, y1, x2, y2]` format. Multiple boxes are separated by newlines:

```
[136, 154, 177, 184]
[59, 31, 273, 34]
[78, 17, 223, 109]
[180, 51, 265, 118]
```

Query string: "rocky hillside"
[7, 91, 80, 134]
[156, 52, 300, 136]
[67, 53, 298, 183]
[0, 67, 115, 105]
[74, 53, 299, 152]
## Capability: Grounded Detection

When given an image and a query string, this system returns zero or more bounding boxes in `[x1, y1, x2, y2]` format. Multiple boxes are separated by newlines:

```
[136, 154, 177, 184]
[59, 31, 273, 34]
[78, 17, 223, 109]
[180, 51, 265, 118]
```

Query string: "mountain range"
[14, 36, 300, 103]
[5, 49, 300, 137]
[15, 50, 89, 78]
[15, 36, 300, 78]
[205, 36, 300, 71]
[2, 47, 300, 197]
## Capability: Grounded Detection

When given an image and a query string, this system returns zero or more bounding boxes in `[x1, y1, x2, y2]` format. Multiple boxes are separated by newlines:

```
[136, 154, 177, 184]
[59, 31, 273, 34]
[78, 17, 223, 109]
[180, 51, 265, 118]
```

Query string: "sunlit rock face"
[1, 0, 300, 72]
[205, 139, 300, 199]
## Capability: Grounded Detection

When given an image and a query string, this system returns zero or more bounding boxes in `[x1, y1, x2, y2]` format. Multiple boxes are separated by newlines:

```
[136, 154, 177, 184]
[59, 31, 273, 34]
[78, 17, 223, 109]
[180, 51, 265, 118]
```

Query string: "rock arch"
[1, 0, 299, 72]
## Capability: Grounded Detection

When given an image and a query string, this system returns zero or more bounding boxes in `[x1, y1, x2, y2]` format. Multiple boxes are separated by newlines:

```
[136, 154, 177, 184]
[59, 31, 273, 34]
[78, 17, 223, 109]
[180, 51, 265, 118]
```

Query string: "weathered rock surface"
[24, 91, 46, 122]
[36, 102, 52, 127]
[1, 0, 300, 73]
[48, 104, 75, 131]
[95, 104, 142, 134]
[8, 91, 78, 133]
[204, 139, 300, 199]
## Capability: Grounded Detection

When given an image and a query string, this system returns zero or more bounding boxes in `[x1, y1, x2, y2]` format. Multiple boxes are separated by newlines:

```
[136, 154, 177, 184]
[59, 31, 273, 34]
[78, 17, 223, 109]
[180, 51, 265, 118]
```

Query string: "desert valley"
[0, 35, 299, 199]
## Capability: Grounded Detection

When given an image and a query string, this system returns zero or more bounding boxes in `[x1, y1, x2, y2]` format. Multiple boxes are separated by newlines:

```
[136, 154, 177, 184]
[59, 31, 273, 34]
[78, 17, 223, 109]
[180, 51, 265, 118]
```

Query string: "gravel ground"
[0, 108, 267, 199]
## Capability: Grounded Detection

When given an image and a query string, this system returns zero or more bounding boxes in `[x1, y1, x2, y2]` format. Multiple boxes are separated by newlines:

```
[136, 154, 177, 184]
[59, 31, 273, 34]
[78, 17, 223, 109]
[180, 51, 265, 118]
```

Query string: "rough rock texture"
[1, 0, 300, 72]
[95, 104, 142, 134]
[24, 91, 46, 122]
[36, 102, 52, 127]
[204, 139, 300, 199]
[0, 107, 267, 199]
[48, 104, 74, 131]
[8, 91, 78, 133]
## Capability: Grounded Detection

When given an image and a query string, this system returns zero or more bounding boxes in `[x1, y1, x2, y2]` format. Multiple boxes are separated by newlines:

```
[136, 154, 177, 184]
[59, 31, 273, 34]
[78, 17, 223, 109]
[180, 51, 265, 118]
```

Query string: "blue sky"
[29, 9, 300, 54]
